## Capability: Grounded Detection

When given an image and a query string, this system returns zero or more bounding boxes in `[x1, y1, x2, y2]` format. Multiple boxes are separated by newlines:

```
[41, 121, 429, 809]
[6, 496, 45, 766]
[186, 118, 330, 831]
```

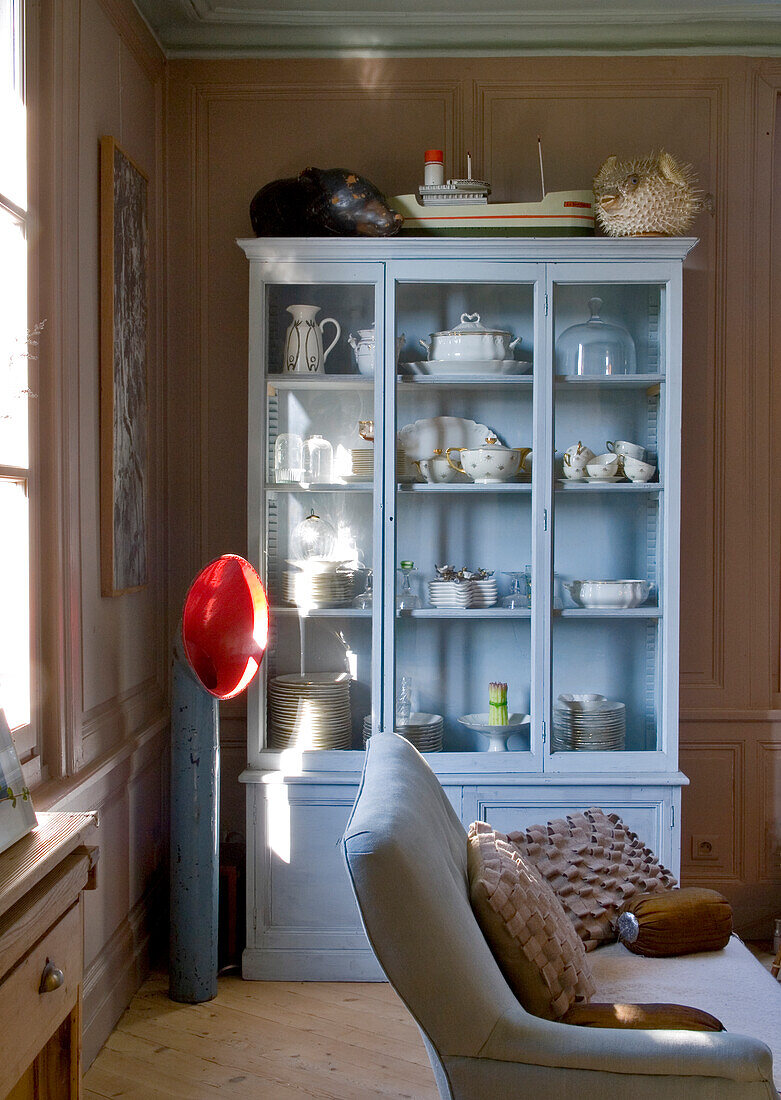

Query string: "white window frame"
[0, 0, 40, 785]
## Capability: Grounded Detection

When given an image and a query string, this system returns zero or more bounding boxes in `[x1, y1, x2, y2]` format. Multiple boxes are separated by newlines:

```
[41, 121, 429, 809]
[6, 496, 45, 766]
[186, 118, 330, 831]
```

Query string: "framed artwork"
[99, 135, 149, 597]
[0, 710, 36, 856]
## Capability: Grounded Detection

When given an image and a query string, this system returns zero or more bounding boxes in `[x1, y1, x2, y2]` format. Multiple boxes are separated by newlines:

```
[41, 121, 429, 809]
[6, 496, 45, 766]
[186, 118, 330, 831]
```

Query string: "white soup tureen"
[419, 313, 522, 362]
[446, 437, 531, 484]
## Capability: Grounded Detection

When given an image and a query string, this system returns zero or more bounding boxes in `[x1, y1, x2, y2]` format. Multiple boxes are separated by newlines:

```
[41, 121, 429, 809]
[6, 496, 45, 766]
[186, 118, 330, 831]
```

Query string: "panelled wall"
[33, 0, 168, 1063]
[166, 56, 781, 935]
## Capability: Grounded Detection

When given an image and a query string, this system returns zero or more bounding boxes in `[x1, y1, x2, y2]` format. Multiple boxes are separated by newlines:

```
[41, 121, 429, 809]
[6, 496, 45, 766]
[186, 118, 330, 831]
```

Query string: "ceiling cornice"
[133, 0, 781, 57]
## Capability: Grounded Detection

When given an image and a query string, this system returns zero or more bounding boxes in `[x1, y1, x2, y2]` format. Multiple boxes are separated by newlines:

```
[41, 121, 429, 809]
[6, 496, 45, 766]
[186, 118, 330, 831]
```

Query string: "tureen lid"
[430, 313, 511, 338]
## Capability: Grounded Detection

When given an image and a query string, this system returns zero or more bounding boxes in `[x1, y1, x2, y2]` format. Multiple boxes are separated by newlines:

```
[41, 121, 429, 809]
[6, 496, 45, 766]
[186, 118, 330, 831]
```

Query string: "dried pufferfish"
[593, 150, 712, 237]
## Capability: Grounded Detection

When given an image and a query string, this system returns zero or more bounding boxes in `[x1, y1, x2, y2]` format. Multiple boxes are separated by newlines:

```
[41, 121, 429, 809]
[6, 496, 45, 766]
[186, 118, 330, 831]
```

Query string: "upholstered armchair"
[342, 733, 776, 1100]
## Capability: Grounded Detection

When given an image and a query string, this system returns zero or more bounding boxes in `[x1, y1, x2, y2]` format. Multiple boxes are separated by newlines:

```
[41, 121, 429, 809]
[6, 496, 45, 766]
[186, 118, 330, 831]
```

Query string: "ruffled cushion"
[507, 808, 677, 950]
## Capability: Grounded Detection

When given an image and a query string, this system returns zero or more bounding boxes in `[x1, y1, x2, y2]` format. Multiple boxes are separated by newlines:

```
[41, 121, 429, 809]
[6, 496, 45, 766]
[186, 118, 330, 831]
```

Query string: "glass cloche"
[555, 297, 637, 376]
[290, 509, 337, 564]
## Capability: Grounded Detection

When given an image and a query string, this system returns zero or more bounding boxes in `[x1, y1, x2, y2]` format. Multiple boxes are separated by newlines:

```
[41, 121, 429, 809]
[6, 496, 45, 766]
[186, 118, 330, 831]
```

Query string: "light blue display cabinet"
[238, 237, 695, 980]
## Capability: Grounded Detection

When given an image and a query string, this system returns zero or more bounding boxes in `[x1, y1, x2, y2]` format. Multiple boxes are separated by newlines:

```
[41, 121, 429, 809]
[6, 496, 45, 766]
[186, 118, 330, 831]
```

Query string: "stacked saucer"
[427, 578, 498, 608]
[282, 570, 353, 608]
[470, 577, 498, 607]
[268, 673, 353, 750]
[552, 696, 626, 752]
[428, 579, 474, 608]
[362, 712, 443, 752]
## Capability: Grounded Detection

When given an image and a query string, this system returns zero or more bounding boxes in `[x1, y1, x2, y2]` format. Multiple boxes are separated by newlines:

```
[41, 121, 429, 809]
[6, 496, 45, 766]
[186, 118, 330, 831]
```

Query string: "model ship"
[391, 145, 596, 237]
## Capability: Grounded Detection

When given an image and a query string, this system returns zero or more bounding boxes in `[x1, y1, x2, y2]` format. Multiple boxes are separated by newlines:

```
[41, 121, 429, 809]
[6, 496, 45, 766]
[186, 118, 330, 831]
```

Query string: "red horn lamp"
[169, 555, 268, 1004]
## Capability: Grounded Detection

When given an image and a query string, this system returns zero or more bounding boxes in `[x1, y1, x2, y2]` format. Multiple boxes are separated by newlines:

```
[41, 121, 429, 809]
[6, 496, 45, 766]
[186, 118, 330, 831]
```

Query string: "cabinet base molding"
[242, 947, 383, 981]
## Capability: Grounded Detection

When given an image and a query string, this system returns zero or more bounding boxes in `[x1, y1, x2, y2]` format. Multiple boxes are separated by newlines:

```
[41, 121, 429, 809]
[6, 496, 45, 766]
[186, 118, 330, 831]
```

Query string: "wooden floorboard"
[83, 974, 439, 1099]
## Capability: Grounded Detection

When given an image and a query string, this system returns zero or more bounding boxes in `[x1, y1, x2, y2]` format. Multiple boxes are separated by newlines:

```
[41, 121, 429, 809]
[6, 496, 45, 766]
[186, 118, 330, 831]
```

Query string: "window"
[0, 0, 35, 768]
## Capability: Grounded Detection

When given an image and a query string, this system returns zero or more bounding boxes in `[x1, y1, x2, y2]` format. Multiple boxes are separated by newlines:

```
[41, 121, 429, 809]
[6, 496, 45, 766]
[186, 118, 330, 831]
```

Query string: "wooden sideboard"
[0, 812, 98, 1100]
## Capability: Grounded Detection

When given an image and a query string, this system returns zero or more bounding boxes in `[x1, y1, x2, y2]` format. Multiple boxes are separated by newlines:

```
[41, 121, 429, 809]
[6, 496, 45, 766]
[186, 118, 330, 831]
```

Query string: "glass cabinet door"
[547, 263, 680, 769]
[384, 263, 544, 759]
[249, 263, 385, 758]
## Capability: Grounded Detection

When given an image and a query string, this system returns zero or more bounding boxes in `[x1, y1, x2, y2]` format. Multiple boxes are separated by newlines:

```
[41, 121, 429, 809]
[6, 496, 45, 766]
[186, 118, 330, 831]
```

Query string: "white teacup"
[414, 451, 459, 484]
[586, 453, 620, 479]
[622, 455, 656, 482]
[562, 442, 595, 480]
[606, 439, 645, 461]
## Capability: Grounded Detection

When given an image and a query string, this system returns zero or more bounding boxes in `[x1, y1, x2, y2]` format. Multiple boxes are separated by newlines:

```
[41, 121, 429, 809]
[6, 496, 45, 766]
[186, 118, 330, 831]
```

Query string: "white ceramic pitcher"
[284, 304, 341, 374]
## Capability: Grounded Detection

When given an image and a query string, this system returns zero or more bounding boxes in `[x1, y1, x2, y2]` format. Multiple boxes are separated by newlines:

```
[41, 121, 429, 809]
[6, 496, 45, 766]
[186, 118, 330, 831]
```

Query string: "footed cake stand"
[458, 713, 531, 752]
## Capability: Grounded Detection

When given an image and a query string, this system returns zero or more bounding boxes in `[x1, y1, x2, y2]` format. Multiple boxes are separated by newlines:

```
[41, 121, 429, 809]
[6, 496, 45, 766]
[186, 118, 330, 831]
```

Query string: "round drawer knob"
[39, 959, 65, 994]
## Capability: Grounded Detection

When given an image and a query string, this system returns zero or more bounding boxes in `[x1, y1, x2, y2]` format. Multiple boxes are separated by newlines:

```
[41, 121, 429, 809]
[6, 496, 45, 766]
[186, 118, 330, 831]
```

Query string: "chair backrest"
[343, 732, 521, 1059]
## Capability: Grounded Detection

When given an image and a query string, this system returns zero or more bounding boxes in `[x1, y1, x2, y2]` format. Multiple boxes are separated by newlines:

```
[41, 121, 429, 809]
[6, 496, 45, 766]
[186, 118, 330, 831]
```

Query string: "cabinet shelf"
[265, 482, 373, 492]
[275, 607, 372, 618]
[265, 375, 373, 390]
[397, 608, 531, 619]
[397, 482, 531, 493]
[397, 374, 534, 387]
[556, 607, 662, 619]
[555, 373, 664, 390]
[555, 481, 662, 493]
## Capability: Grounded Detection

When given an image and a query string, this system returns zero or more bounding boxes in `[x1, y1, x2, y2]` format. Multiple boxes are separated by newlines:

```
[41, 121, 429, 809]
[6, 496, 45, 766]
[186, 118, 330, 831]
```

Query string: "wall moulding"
[94, 0, 165, 81]
[81, 872, 164, 1065]
[681, 710, 781, 725]
[41, 712, 167, 814]
[758, 741, 781, 883]
[133, 0, 781, 58]
[680, 740, 744, 882]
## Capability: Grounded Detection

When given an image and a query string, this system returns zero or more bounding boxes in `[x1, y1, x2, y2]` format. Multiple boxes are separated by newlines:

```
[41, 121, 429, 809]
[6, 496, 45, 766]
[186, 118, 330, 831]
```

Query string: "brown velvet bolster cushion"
[563, 1001, 725, 1031]
[616, 887, 733, 957]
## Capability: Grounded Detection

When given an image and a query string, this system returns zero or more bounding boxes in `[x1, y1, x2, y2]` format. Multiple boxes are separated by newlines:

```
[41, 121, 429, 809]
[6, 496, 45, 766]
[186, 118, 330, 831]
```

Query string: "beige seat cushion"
[589, 935, 781, 1093]
[507, 807, 678, 950]
[467, 822, 595, 1020]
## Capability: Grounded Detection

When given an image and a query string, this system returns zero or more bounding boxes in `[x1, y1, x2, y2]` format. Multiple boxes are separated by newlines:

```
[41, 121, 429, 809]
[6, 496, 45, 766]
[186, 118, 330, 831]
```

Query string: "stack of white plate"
[282, 570, 353, 608]
[350, 448, 374, 480]
[268, 673, 353, 750]
[552, 697, 626, 752]
[470, 577, 498, 607]
[349, 448, 415, 481]
[362, 712, 443, 752]
[428, 579, 474, 608]
[427, 578, 498, 608]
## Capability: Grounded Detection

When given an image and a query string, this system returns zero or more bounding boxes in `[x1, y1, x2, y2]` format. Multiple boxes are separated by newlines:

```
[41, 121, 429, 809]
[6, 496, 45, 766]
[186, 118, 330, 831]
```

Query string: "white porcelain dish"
[458, 712, 531, 752]
[556, 693, 608, 712]
[564, 579, 652, 609]
[398, 415, 494, 462]
[407, 359, 531, 377]
[286, 558, 346, 575]
[419, 313, 522, 362]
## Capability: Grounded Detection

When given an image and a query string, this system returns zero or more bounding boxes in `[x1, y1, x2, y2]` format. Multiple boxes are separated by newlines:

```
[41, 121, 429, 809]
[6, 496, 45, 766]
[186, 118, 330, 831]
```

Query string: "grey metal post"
[169, 648, 220, 1003]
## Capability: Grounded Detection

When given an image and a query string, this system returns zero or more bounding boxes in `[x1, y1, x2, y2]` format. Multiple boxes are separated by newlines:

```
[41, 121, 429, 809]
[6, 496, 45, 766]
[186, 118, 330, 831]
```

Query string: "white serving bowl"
[564, 579, 652, 609]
